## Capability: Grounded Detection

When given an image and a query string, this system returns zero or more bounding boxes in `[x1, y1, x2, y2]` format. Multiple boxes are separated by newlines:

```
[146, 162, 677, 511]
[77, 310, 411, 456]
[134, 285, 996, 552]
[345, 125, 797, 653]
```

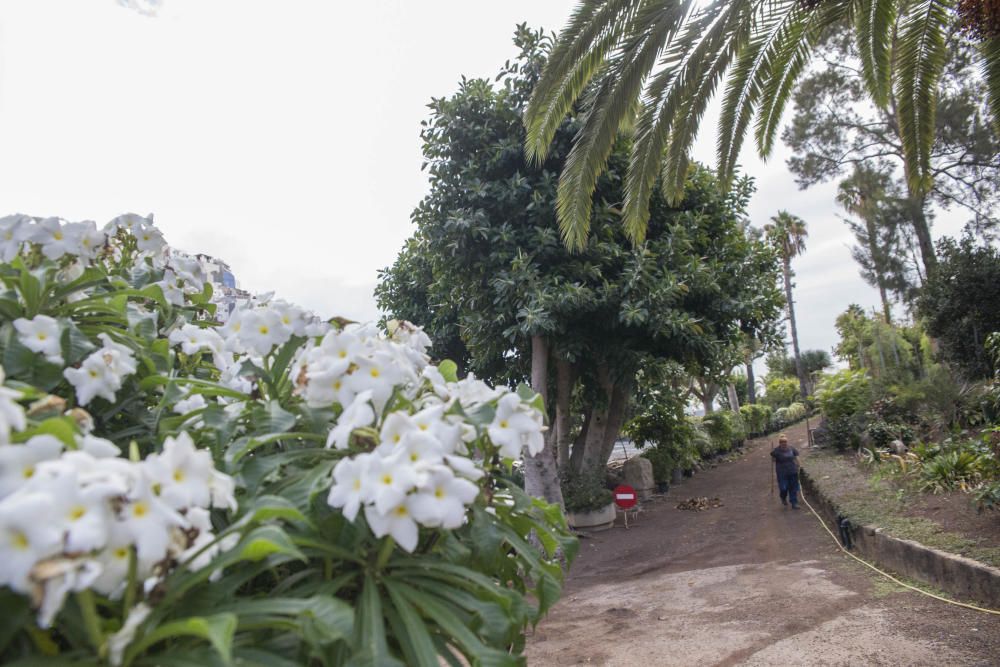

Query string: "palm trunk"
[746, 359, 756, 404]
[523, 335, 564, 507]
[783, 257, 808, 400]
[905, 193, 936, 278]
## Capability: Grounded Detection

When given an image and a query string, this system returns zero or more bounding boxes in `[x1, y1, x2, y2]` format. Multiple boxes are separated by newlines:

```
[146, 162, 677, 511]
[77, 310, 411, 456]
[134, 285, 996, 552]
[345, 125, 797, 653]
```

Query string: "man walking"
[771, 435, 800, 509]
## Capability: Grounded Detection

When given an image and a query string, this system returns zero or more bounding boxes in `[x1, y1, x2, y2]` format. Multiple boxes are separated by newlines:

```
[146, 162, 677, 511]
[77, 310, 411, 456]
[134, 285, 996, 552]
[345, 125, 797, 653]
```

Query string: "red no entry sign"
[613, 484, 637, 509]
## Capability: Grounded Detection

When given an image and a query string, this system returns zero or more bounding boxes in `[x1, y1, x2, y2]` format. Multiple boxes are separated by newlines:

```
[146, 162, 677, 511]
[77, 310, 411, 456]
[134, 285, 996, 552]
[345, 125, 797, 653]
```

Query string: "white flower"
[0, 368, 26, 445]
[64, 354, 118, 405]
[119, 476, 187, 563]
[364, 500, 419, 553]
[31, 557, 102, 628]
[13, 315, 63, 364]
[28, 217, 82, 260]
[134, 224, 166, 254]
[169, 323, 224, 357]
[488, 393, 545, 458]
[78, 434, 121, 458]
[396, 431, 445, 473]
[326, 390, 375, 450]
[0, 435, 63, 499]
[170, 254, 206, 293]
[173, 393, 207, 415]
[64, 221, 106, 262]
[0, 492, 62, 593]
[0, 214, 29, 261]
[107, 603, 152, 667]
[142, 432, 214, 511]
[302, 356, 353, 408]
[327, 453, 371, 522]
[91, 521, 150, 598]
[157, 269, 186, 306]
[209, 469, 237, 512]
[346, 350, 412, 413]
[45, 465, 117, 553]
[444, 454, 485, 481]
[239, 309, 289, 356]
[97, 334, 138, 378]
[364, 451, 418, 516]
[409, 468, 479, 529]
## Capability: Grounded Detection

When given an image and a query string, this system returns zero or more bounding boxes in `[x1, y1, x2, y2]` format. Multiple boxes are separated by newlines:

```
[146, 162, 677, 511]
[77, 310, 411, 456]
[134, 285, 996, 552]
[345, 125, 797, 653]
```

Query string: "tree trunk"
[904, 193, 936, 278]
[522, 335, 564, 507]
[554, 358, 574, 468]
[783, 257, 808, 400]
[726, 383, 740, 413]
[864, 214, 893, 323]
[746, 360, 757, 404]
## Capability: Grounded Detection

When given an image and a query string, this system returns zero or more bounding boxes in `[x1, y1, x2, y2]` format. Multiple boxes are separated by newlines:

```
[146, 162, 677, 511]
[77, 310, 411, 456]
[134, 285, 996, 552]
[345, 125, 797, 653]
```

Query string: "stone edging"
[800, 467, 1000, 608]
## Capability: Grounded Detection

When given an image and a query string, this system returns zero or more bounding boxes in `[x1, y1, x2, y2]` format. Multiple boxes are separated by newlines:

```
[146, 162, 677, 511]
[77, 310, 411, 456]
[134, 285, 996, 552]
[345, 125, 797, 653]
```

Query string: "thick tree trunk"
[783, 258, 808, 400]
[569, 365, 632, 478]
[746, 360, 757, 404]
[523, 335, 564, 507]
[554, 358, 574, 468]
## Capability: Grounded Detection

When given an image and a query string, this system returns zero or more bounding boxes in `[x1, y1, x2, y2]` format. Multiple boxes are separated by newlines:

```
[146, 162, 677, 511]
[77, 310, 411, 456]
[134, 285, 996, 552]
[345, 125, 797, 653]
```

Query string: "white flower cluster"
[0, 379, 236, 626]
[307, 323, 545, 552]
[0, 213, 167, 266]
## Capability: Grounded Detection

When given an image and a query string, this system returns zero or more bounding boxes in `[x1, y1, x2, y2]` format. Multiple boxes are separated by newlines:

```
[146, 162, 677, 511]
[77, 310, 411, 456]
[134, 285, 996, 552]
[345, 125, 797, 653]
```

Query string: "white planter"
[566, 502, 616, 531]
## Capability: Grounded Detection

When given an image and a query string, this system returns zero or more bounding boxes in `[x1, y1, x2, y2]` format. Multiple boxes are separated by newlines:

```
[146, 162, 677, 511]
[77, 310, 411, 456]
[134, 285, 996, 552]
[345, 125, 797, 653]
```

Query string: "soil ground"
[526, 420, 1000, 666]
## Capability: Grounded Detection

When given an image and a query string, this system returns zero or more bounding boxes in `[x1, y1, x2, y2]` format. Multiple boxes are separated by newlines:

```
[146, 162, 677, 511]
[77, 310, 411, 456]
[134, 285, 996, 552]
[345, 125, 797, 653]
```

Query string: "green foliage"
[919, 236, 1000, 379]
[698, 411, 745, 454]
[522, 0, 996, 250]
[624, 366, 696, 482]
[740, 403, 773, 435]
[816, 369, 872, 449]
[559, 469, 613, 513]
[764, 376, 800, 408]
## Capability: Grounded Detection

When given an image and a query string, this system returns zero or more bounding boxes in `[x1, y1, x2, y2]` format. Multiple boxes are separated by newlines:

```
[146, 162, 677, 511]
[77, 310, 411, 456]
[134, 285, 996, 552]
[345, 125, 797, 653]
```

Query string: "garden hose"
[798, 490, 1000, 616]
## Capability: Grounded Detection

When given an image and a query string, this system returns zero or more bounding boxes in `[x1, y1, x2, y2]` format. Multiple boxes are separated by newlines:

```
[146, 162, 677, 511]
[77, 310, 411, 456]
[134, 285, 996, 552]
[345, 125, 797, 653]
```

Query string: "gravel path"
[527, 421, 1000, 666]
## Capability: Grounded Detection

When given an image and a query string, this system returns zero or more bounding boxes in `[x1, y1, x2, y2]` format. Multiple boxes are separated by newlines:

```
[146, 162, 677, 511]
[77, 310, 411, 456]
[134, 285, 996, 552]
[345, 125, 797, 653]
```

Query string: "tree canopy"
[377, 27, 783, 497]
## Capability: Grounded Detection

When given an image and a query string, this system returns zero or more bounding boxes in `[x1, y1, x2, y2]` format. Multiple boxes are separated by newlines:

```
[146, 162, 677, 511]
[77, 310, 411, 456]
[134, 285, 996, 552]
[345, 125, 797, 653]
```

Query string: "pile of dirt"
[675, 496, 723, 511]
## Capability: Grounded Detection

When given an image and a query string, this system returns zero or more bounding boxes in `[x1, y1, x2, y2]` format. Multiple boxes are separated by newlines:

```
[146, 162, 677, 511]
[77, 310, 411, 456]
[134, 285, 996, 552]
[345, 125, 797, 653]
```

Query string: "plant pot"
[671, 468, 683, 484]
[656, 481, 669, 494]
[566, 502, 616, 531]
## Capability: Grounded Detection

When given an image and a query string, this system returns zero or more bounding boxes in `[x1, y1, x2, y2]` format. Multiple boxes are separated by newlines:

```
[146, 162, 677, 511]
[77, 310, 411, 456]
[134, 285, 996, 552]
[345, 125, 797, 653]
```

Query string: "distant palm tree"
[523, 0, 999, 251]
[765, 211, 809, 400]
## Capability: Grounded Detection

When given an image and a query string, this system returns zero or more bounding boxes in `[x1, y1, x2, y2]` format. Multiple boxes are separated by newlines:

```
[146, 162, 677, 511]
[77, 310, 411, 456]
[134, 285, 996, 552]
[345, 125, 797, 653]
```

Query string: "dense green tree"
[377, 27, 783, 500]
[523, 0, 1000, 250]
[834, 304, 930, 382]
[764, 211, 809, 400]
[784, 29, 1000, 274]
[918, 236, 1000, 378]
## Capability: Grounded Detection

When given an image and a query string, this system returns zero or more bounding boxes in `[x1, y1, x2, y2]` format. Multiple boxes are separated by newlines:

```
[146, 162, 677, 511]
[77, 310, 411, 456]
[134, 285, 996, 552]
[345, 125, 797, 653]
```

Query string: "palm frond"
[557, 2, 693, 249]
[981, 35, 1000, 134]
[856, 0, 899, 106]
[524, 0, 643, 164]
[753, 0, 850, 157]
[893, 0, 951, 194]
[717, 0, 803, 182]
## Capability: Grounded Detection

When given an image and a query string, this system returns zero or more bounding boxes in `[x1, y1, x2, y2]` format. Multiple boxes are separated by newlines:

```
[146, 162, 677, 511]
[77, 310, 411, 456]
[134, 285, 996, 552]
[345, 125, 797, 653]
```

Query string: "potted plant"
[561, 470, 615, 530]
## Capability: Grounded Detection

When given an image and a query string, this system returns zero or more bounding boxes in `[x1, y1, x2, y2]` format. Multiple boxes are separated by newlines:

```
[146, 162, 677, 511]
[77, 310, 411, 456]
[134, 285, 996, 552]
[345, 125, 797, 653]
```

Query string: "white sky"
[0, 0, 967, 369]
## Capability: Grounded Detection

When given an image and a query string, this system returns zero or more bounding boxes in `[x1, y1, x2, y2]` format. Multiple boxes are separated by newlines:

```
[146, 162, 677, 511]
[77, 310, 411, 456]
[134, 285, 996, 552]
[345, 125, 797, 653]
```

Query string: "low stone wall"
[800, 468, 1000, 608]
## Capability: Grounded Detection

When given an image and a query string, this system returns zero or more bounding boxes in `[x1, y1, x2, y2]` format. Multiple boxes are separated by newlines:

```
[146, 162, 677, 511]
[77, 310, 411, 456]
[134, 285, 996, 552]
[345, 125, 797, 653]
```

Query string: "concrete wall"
[800, 469, 1000, 609]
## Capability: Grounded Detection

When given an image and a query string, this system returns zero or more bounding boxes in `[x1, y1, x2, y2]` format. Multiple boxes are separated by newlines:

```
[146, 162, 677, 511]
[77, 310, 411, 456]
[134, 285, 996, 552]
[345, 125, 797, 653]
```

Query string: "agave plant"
[524, 0, 1000, 249]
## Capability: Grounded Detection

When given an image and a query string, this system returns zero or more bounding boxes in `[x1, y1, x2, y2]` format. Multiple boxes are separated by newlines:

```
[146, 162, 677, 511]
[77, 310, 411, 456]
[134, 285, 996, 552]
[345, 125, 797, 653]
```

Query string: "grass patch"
[804, 449, 1000, 569]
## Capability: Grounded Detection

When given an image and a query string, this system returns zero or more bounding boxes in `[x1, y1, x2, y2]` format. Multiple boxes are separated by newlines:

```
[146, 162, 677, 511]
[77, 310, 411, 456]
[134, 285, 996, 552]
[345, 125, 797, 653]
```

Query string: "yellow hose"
[799, 490, 1000, 616]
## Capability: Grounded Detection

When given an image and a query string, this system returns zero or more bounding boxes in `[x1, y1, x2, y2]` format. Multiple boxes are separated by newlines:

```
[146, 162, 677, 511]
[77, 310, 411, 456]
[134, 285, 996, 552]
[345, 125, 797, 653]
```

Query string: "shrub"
[740, 403, 773, 435]
[815, 370, 871, 449]
[699, 411, 745, 454]
[560, 469, 613, 513]
[0, 213, 574, 665]
[763, 376, 800, 408]
[785, 402, 807, 422]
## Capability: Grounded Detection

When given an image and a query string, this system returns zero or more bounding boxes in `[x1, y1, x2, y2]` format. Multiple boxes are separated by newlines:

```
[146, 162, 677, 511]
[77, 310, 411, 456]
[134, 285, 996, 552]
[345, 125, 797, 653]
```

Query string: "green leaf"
[437, 359, 458, 383]
[351, 574, 401, 667]
[232, 525, 307, 563]
[25, 416, 79, 447]
[383, 580, 439, 667]
[123, 613, 237, 667]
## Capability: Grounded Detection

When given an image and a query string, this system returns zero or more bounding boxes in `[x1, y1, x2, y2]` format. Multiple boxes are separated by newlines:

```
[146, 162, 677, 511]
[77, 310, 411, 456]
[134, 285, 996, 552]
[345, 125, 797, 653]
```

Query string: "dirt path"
[527, 421, 1000, 666]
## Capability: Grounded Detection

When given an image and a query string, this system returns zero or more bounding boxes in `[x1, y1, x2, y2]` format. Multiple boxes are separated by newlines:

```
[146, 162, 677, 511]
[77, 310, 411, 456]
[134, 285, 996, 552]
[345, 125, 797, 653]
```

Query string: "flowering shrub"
[0, 213, 575, 665]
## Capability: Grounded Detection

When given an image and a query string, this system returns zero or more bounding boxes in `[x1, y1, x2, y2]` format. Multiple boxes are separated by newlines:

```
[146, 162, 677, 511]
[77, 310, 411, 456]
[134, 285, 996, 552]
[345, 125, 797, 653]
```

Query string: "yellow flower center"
[418, 424, 428, 431]
[381, 474, 393, 485]
[88, 369, 99, 378]
[434, 488, 444, 499]
[12, 532, 29, 550]
[69, 506, 87, 521]
[37, 333, 47, 341]
[173, 469, 185, 482]
[53, 231, 64, 241]
[499, 420, 509, 429]
[410, 453, 419, 462]
[22, 466, 34, 479]
[132, 501, 149, 518]
[392, 434, 401, 443]
[353, 479, 361, 491]
[369, 368, 380, 378]
[258, 326, 269, 335]
[338, 350, 347, 359]
[394, 506, 408, 517]
[114, 547, 129, 559]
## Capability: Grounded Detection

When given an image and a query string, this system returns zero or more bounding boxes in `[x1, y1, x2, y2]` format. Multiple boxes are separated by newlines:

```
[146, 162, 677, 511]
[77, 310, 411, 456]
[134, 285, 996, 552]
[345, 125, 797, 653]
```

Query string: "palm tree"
[765, 211, 809, 400]
[524, 0, 1000, 252]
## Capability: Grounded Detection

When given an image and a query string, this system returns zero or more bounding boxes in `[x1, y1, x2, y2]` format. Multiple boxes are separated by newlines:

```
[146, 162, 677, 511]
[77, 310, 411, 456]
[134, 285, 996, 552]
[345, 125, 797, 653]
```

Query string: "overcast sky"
[0, 0, 968, 368]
